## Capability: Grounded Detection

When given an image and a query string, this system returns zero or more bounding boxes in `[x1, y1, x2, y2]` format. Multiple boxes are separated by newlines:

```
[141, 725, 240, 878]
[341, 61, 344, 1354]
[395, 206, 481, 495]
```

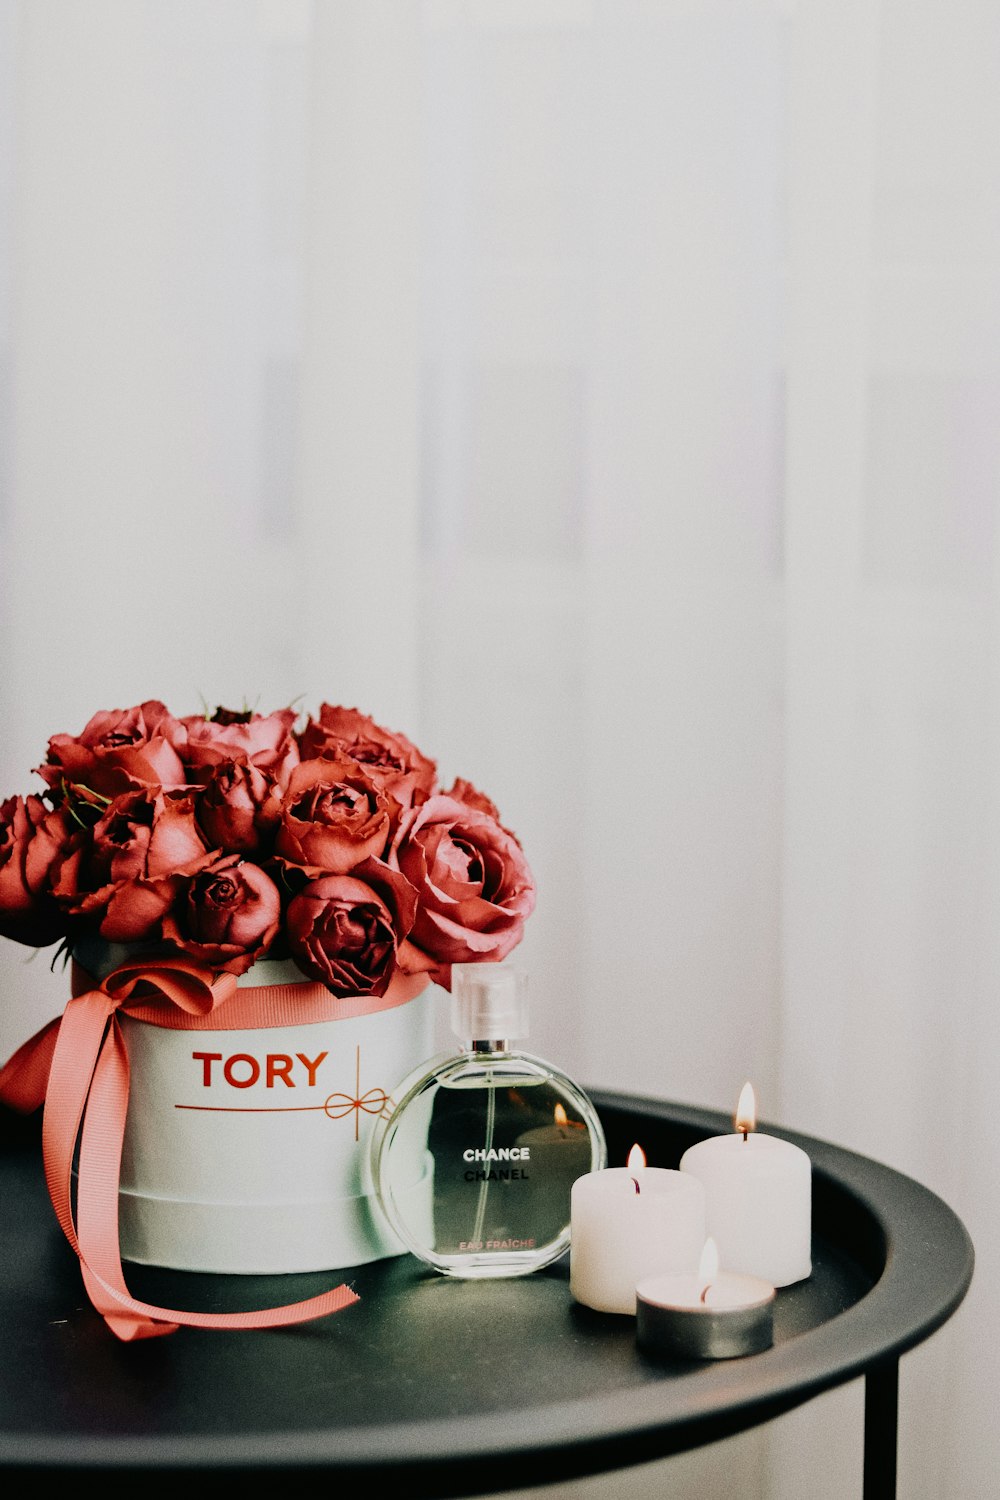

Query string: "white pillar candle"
[570, 1145, 706, 1314]
[678, 1083, 812, 1287]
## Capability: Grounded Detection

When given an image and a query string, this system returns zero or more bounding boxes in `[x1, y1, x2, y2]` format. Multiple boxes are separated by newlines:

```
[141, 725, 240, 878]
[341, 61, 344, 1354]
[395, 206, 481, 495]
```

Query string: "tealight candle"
[636, 1237, 776, 1360]
[570, 1144, 706, 1315]
[678, 1083, 812, 1287]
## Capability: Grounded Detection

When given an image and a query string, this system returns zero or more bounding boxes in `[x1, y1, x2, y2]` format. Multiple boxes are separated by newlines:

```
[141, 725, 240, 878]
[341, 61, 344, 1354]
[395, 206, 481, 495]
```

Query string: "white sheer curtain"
[1, 2, 996, 1496]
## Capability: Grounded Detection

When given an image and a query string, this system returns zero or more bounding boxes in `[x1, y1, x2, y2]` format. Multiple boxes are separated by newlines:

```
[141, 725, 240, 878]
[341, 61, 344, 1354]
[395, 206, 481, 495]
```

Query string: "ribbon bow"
[0, 956, 359, 1342]
[324, 1046, 392, 1140]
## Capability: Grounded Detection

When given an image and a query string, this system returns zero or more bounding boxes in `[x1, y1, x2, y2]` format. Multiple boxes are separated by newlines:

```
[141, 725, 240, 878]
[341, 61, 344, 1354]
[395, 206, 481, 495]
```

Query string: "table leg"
[863, 1356, 899, 1499]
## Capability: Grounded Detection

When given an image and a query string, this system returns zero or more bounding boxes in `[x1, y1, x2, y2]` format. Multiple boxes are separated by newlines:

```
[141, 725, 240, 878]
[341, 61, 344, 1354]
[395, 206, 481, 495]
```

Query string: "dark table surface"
[0, 1090, 974, 1495]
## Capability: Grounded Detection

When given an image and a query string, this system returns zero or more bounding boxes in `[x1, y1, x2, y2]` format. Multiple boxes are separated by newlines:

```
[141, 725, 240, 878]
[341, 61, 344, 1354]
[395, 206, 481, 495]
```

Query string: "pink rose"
[36, 700, 188, 798]
[0, 795, 79, 946]
[388, 794, 535, 982]
[286, 859, 417, 997]
[162, 856, 281, 974]
[196, 759, 280, 856]
[275, 758, 393, 874]
[182, 707, 300, 788]
[54, 788, 212, 942]
[298, 704, 436, 810]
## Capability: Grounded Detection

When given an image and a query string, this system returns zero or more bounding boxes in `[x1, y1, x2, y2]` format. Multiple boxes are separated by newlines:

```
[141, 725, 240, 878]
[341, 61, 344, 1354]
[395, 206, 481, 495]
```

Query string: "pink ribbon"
[0, 955, 422, 1342]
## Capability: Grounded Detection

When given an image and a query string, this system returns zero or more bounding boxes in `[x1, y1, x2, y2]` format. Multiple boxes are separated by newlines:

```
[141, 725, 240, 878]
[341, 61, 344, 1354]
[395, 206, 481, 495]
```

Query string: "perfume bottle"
[371, 962, 607, 1279]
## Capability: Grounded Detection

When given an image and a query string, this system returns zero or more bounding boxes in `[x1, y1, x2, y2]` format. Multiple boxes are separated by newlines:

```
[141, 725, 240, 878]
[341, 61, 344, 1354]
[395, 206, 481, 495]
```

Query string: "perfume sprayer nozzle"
[450, 962, 528, 1043]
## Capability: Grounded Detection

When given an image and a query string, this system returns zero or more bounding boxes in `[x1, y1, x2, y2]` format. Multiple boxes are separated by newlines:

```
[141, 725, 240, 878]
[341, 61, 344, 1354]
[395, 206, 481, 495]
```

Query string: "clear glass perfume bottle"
[371, 962, 607, 1279]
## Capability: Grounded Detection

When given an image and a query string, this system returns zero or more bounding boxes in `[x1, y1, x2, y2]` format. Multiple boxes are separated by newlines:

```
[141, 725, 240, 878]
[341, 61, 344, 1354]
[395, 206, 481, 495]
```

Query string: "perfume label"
[463, 1166, 530, 1182]
[457, 1238, 537, 1252]
[462, 1147, 531, 1161]
[462, 1145, 531, 1182]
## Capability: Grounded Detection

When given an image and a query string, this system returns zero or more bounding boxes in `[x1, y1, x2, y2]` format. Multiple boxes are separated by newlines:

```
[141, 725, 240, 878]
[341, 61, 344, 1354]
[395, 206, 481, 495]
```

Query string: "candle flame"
[626, 1143, 646, 1171]
[698, 1236, 720, 1300]
[554, 1102, 568, 1127]
[735, 1081, 756, 1136]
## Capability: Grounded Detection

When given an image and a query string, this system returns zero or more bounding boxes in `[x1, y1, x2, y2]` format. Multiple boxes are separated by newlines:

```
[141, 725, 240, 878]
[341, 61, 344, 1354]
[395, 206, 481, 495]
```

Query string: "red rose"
[162, 856, 281, 974]
[54, 788, 212, 942]
[275, 758, 393, 874]
[196, 759, 280, 856]
[286, 859, 417, 997]
[387, 794, 535, 982]
[36, 700, 188, 798]
[182, 707, 300, 788]
[446, 778, 502, 822]
[0, 795, 79, 946]
[87, 789, 210, 884]
[298, 704, 436, 810]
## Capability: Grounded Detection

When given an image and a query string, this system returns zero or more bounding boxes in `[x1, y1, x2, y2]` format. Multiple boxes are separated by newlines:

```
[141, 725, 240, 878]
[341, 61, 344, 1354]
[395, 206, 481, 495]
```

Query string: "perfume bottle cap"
[451, 962, 528, 1043]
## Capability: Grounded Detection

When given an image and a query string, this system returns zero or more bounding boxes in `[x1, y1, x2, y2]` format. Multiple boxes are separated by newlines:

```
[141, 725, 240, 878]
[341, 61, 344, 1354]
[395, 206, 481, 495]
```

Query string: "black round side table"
[0, 1090, 974, 1499]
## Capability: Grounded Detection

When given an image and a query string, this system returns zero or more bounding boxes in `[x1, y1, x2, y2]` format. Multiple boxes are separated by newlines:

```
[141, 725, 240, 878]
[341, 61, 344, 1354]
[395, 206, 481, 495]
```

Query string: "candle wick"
[699, 1283, 710, 1304]
[630, 1177, 640, 1194]
[742, 1128, 748, 1142]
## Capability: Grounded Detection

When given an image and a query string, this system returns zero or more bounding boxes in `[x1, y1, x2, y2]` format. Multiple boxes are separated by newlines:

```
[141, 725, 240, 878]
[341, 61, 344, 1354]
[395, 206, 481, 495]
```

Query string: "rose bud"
[163, 856, 281, 974]
[388, 794, 535, 984]
[286, 861, 417, 997]
[298, 704, 436, 810]
[0, 795, 79, 946]
[196, 758, 281, 856]
[36, 699, 188, 798]
[53, 787, 213, 943]
[275, 758, 394, 874]
[182, 706, 300, 789]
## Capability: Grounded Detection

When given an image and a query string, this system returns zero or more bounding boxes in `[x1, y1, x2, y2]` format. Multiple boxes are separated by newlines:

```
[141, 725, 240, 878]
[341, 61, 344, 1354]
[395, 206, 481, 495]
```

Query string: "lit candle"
[516, 1102, 591, 1159]
[636, 1237, 776, 1360]
[678, 1083, 811, 1287]
[515, 1103, 596, 1245]
[569, 1144, 706, 1315]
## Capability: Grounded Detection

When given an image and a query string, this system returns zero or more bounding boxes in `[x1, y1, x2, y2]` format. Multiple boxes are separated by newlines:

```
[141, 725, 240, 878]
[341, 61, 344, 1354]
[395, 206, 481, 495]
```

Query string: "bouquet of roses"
[0, 700, 536, 997]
